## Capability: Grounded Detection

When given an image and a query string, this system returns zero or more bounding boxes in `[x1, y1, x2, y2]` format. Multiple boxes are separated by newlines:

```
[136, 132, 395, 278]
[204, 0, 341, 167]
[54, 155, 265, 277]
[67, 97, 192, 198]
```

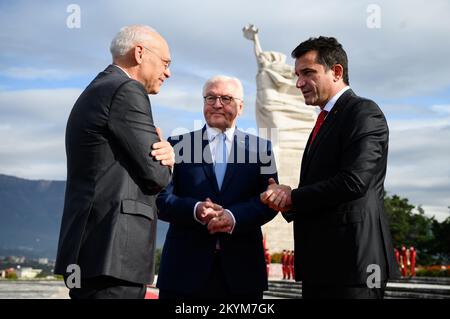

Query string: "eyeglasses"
[142, 45, 171, 70]
[203, 95, 242, 106]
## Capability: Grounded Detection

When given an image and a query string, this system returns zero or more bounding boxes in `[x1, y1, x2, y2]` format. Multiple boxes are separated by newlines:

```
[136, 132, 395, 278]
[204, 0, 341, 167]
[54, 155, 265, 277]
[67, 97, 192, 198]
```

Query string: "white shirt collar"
[323, 86, 351, 113]
[205, 124, 235, 143]
[112, 64, 132, 78]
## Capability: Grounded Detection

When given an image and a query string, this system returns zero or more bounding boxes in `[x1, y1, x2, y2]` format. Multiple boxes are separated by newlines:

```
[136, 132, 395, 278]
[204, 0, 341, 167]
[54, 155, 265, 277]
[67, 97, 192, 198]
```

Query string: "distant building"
[6, 256, 26, 264]
[16, 267, 42, 279]
[38, 258, 49, 265]
[3, 268, 16, 278]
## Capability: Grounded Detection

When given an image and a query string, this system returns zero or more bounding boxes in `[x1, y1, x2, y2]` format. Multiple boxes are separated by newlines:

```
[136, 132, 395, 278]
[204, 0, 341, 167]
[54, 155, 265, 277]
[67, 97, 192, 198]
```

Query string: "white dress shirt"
[323, 86, 351, 113]
[112, 64, 132, 78]
[193, 124, 236, 233]
[205, 124, 234, 163]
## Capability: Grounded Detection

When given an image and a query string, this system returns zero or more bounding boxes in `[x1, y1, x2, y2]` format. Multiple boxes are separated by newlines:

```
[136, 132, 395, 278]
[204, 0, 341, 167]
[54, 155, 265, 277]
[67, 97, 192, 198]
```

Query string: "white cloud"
[0, 88, 80, 121]
[1, 0, 450, 99]
[431, 104, 450, 115]
[417, 206, 450, 223]
[0, 67, 81, 80]
[385, 118, 450, 222]
[154, 87, 204, 112]
[0, 162, 67, 182]
[388, 118, 450, 131]
[383, 102, 450, 131]
[0, 88, 80, 180]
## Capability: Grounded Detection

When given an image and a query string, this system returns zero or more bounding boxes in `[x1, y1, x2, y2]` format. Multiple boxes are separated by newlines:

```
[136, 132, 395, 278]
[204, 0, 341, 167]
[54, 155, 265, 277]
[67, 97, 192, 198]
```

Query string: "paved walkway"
[0, 280, 69, 299]
[387, 282, 450, 290]
[3, 275, 449, 299]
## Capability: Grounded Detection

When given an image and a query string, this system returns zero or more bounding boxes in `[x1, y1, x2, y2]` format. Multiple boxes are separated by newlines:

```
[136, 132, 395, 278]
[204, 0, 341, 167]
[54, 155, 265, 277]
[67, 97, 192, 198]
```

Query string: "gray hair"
[202, 75, 244, 100]
[110, 25, 157, 58]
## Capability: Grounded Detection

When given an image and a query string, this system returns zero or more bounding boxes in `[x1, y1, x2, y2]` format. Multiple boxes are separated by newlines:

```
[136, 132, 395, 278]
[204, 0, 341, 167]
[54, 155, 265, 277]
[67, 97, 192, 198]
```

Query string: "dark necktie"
[310, 110, 328, 145]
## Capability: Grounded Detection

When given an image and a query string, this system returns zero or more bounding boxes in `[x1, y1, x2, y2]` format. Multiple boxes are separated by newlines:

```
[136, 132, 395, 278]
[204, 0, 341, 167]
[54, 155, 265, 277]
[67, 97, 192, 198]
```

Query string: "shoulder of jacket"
[346, 94, 383, 115]
[168, 130, 201, 146]
[236, 129, 272, 145]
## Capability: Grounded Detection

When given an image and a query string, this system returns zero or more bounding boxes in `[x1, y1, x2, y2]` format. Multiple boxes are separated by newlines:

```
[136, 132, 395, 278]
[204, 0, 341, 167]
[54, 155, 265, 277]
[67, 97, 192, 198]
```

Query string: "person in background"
[281, 250, 288, 280]
[289, 250, 295, 279]
[409, 246, 416, 277]
[264, 248, 271, 278]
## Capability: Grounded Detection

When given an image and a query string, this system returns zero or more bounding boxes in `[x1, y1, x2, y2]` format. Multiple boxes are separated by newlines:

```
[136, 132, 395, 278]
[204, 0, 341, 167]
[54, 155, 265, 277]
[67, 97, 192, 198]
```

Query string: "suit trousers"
[301, 281, 387, 299]
[159, 251, 263, 299]
[68, 275, 146, 299]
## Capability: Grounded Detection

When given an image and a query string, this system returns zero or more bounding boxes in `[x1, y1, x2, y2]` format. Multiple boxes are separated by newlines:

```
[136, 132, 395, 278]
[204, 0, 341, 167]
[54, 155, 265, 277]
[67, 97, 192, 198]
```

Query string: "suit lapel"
[200, 126, 220, 194]
[300, 143, 310, 184]
[220, 130, 245, 192]
[301, 89, 355, 180]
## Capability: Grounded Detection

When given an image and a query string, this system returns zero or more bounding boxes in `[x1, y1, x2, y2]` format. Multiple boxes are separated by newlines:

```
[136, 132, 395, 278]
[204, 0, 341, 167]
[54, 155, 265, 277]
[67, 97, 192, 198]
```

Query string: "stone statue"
[243, 24, 317, 254]
[243, 24, 317, 149]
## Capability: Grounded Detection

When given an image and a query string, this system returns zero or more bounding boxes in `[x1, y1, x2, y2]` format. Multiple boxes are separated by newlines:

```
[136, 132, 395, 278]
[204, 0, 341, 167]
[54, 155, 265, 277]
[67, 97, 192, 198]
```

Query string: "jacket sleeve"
[155, 166, 200, 226]
[290, 100, 388, 214]
[156, 136, 203, 226]
[108, 80, 171, 195]
[228, 139, 279, 233]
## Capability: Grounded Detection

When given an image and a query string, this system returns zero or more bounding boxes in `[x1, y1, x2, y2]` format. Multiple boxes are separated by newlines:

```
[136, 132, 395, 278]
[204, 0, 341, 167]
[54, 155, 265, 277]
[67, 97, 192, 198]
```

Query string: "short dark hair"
[291, 36, 349, 85]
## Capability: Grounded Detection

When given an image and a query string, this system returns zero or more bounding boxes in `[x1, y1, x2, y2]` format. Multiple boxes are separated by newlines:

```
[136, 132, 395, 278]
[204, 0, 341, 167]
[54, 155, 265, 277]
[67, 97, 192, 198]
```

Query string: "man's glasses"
[142, 45, 171, 70]
[204, 95, 242, 106]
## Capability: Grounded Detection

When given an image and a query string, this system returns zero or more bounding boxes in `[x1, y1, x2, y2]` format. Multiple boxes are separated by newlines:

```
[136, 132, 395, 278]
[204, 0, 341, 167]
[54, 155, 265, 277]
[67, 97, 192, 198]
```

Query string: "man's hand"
[196, 198, 224, 224]
[260, 178, 293, 212]
[151, 127, 175, 168]
[207, 209, 234, 234]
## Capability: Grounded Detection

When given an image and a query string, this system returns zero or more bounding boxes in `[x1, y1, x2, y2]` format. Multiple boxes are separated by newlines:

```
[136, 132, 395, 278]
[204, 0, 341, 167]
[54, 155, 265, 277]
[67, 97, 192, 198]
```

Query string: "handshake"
[260, 178, 293, 212]
[196, 198, 234, 234]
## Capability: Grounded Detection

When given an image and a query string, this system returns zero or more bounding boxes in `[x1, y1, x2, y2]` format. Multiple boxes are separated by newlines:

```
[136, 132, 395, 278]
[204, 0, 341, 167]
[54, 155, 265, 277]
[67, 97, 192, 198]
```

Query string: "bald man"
[55, 25, 174, 299]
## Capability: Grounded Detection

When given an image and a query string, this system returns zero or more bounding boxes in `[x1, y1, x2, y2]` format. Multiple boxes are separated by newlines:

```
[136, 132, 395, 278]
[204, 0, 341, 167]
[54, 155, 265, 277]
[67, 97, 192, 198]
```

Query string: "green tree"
[5, 272, 17, 280]
[384, 193, 438, 265]
[430, 214, 450, 263]
[408, 206, 435, 264]
[384, 193, 414, 246]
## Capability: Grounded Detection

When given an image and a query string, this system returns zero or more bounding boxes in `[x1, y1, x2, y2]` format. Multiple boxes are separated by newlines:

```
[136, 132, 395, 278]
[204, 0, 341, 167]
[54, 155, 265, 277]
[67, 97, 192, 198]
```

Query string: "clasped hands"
[260, 178, 293, 212]
[196, 198, 234, 234]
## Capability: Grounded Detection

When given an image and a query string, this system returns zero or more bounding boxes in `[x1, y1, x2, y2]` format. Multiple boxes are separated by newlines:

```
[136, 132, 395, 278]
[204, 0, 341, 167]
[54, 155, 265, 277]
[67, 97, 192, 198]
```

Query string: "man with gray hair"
[55, 25, 175, 299]
[156, 75, 279, 299]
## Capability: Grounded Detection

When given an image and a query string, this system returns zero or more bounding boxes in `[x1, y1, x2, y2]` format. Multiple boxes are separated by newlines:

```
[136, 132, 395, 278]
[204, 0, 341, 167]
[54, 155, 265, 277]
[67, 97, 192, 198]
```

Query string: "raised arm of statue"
[243, 24, 262, 58]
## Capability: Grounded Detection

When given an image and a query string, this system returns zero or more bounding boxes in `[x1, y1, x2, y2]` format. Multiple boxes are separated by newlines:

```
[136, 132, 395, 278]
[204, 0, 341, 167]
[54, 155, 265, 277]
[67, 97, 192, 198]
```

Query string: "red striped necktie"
[310, 110, 328, 145]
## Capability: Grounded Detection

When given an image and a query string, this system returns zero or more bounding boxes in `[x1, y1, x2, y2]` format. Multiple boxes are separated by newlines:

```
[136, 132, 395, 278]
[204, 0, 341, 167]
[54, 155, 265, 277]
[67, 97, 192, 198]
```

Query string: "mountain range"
[0, 174, 169, 259]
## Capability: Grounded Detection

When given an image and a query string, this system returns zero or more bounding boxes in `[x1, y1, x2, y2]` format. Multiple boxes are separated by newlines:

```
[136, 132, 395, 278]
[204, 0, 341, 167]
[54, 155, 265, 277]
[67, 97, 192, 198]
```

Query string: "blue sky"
[0, 0, 449, 221]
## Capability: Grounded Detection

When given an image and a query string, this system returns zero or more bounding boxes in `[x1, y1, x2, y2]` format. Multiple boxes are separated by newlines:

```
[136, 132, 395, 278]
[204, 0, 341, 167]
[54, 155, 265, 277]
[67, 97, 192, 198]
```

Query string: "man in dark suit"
[156, 75, 279, 299]
[261, 36, 399, 298]
[55, 25, 174, 299]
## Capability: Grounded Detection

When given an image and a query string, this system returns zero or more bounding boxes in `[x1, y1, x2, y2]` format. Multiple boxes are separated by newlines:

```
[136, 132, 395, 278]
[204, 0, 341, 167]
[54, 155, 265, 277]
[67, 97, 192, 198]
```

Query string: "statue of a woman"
[243, 24, 316, 149]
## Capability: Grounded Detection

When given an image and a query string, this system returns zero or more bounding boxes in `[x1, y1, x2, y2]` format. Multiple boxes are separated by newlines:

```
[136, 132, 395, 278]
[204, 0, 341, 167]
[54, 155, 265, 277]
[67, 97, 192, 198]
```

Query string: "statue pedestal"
[262, 147, 305, 252]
